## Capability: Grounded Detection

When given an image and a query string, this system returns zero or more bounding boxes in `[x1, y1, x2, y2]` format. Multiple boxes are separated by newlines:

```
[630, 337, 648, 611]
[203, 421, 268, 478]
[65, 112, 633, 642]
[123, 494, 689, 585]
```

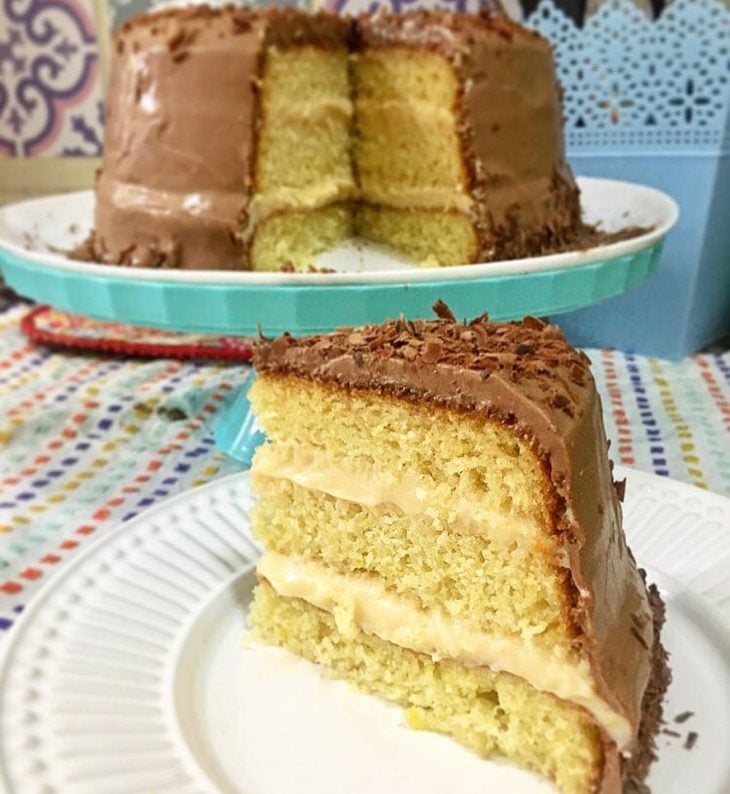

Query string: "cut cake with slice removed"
[247, 304, 670, 794]
[87, 6, 583, 271]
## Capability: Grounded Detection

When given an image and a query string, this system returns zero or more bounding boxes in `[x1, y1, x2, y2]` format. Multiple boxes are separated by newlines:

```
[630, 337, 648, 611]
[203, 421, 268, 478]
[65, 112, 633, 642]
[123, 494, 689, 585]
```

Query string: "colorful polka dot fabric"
[0, 305, 247, 632]
[0, 304, 729, 633]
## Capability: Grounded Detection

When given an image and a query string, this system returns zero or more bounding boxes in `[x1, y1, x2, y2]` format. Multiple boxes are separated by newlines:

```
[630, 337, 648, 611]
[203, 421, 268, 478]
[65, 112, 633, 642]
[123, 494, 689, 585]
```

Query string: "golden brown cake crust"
[253, 306, 668, 792]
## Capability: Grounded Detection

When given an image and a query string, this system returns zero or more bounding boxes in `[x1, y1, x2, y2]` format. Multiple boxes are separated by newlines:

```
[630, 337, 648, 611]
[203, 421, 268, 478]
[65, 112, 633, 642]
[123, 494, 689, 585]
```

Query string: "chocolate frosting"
[254, 305, 665, 792]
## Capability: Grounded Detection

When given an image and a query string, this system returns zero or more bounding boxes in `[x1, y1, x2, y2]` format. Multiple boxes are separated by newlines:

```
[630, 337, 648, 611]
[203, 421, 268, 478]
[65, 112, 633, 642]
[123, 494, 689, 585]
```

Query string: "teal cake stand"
[0, 240, 664, 336]
[0, 178, 677, 336]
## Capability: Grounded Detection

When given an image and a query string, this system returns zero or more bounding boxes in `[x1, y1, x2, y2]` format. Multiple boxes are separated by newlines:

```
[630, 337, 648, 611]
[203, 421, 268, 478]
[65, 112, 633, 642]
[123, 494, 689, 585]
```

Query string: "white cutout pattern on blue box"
[528, 0, 730, 152]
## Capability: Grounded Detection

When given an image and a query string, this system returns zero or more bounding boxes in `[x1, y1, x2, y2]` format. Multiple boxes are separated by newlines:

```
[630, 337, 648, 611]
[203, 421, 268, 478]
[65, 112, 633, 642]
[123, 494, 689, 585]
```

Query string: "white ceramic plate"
[0, 466, 728, 794]
[0, 178, 678, 286]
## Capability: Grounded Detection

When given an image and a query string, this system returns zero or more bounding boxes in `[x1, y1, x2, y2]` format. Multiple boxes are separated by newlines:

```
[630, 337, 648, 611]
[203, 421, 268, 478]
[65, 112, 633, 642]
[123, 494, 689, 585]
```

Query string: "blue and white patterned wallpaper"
[0, 0, 103, 157]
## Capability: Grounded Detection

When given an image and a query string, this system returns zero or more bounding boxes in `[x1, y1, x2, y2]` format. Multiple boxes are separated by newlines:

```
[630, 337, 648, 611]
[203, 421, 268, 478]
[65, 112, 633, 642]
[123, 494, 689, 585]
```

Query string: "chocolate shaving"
[674, 711, 694, 724]
[232, 14, 252, 33]
[631, 611, 648, 630]
[569, 363, 586, 385]
[254, 311, 591, 425]
[684, 732, 698, 750]
[521, 316, 546, 331]
[432, 300, 457, 323]
[661, 728, 681, 738]
[469, 312, 490, 326]
[421, 339, 442, 364]
[270, 334, 294, 355]
[167, 28, 187, 49]
[631, 625, 649, 650]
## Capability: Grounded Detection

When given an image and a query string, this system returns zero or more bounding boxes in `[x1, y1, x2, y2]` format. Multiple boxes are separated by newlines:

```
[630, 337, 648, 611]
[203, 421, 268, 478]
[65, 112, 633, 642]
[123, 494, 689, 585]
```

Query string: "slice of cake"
[85, 7, 584, 271]
[92, 7, 354, 271]
[352, 11, 581, 265]
[247, 304, 669, 794]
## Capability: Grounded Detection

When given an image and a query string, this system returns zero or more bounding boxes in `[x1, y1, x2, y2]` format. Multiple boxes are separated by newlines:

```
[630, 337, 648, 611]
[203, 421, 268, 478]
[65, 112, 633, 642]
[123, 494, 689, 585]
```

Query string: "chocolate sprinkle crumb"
[255, 310, 594, 426]
[522, 316, 546, 331]
[661, 728, 681, 738]
[432, 299, 457, 323]
[614, 478, 627, 502]
[631, 625, 649, 650]
[674, 711, 694, 724]
[684, 731, 698, 750]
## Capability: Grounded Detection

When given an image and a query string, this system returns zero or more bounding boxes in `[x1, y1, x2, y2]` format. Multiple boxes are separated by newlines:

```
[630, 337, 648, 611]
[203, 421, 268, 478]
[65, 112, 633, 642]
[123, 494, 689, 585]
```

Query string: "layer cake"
[87, 7, 582, 270]
[247, 305, 670, 793]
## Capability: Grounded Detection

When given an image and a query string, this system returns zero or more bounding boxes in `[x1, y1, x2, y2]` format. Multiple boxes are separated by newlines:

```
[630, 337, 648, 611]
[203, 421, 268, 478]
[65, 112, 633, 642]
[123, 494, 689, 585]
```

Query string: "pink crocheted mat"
[20, 306, 253, 361]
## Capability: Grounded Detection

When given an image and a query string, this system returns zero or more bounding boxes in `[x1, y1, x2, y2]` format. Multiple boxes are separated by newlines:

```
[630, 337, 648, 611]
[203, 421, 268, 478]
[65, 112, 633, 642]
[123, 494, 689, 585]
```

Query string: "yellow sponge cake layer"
[251, 43, 355, 270]
[250, 205, 351, 272]
[250, 375, 555, 531]
[351, 47, 473, 264]
[262, 45, 352, 110]
[352, 47, 465, 193]
[352, 46, 458, 105]
[354, 100, 466, 193]
[250, 582, 605, 794]
[256, 47, 354, 196]
[355, 205, 478, 266]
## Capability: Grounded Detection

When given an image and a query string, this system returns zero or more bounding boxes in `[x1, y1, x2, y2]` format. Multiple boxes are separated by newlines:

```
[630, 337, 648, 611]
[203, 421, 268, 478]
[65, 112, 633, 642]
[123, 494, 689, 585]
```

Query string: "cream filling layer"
[264, 97, 353, 120]
[354, 98, 456, 123]
[250, 181, 357, 223]
[258, 552, 632, 747]
[358, 186, 472, 213]
[251, 443, 545, 545]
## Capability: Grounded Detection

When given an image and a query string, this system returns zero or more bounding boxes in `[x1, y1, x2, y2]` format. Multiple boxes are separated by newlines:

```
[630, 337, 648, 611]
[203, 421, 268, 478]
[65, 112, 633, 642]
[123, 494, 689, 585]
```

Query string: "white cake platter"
[0, 466, 728, 794]
[0, 178, 678, 335]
